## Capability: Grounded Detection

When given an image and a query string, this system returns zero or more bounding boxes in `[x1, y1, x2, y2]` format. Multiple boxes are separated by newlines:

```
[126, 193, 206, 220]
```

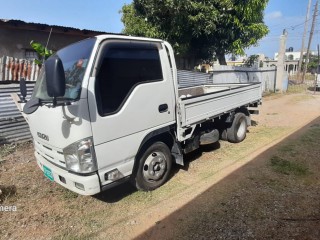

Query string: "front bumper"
[35, 151, 101, 195]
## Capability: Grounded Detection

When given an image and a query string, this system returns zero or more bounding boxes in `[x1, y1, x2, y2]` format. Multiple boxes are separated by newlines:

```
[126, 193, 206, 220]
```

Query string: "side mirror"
[19, 78, 27, 103]
[23, 97, 40, 114]
[45, 55, 66, 98]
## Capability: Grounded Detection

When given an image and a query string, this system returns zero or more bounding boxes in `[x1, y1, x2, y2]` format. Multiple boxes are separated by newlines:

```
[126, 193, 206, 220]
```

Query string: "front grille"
[35, 141, 66, 168]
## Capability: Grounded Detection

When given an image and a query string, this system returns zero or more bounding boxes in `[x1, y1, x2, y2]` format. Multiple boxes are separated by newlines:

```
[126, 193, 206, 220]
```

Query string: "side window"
[96, 42, 163, 116]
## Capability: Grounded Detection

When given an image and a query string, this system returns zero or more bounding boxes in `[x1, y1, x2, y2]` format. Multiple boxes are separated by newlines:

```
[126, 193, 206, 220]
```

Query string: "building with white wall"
[274, 51, 316, 61]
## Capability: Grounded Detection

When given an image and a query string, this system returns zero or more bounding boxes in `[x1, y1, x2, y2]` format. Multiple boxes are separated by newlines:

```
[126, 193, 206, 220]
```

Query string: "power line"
[267, 11, 316, 32]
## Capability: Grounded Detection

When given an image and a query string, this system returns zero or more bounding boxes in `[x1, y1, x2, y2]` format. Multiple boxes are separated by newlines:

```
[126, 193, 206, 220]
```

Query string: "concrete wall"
[178, 66, 277, 93]
[210, 65, 276, 92]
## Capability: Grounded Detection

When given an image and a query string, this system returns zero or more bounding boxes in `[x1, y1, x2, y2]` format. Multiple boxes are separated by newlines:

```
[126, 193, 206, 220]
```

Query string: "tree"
[30, 40, 53, 66]
[300, 54, 319, 73]
[121, 0, 269, 68]
[243, 55, 259, 67]
[306, 54, 319, 73]
[121, 4, 163, 39]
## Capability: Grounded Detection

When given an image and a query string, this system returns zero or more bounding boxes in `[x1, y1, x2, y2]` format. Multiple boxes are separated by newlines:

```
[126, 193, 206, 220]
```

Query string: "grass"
[270, 155, 308, 176]
[0, 141, 32, 161]
[268, 124, 320, 177]
[0, 144, 17, 161]
[0, 185, 17, 203]
[287, 77, 316, 94]
[52, 233, 90, 240]
[287, 84, 308, 94]
[59, 188, 79, 200]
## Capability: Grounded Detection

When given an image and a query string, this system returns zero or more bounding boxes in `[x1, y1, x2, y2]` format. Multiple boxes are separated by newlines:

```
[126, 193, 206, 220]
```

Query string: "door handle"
[158, 104, 168, 113]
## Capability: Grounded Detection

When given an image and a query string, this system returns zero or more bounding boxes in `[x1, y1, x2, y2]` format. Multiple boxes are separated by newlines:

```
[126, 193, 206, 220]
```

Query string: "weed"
[0, 185, 17, 203]
[0, 141, 32, 161]
[0, 144, 17, 160]
[270, 156, 308, 176]
[287, 84, 308, 94]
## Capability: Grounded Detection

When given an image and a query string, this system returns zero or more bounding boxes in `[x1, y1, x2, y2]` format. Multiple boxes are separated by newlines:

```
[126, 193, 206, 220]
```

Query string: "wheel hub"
[143, 151, 167, 182]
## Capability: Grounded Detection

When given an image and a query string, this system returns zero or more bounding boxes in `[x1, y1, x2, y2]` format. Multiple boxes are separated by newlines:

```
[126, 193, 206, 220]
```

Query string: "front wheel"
[134, 142, 172, 191]
[227, 112, 248, 143]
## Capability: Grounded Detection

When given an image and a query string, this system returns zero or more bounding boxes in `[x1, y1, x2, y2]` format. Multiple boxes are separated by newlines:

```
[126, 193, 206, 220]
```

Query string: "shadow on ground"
[94, 142, 221, 203]
[134, 117, 320, 240]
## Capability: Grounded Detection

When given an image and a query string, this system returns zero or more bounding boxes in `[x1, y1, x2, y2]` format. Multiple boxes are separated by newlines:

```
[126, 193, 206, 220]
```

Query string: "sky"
[0, 0, 318, 59]
[247, 0, 319, 58]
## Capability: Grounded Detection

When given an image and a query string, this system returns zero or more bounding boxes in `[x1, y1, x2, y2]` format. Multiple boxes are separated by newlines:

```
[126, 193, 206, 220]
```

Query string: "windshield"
[32, 38, 96, 101]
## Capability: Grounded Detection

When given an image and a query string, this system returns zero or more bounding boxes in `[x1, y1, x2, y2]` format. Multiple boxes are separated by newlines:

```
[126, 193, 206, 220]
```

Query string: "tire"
[134, 142, 172, 191]
[220, 129, 228, 141]
[227, 112, 247, 143]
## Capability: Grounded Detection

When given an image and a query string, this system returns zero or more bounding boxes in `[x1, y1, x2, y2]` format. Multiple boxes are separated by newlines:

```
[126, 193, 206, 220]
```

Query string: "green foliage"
[244, 55, 259, 67]
[30, 40, 53, 65]
[120, 4, 164, 39]
[306, 54, 319, 73]
[121, 0, 269, 65]
[299, 54, 320, 73]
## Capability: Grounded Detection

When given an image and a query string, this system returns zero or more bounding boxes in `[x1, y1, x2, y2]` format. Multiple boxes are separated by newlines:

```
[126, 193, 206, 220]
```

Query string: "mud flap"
[171, 141, 184, 166]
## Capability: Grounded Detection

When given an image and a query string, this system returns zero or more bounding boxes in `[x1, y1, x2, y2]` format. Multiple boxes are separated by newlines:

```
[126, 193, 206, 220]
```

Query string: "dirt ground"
[1, 92, 320, 240]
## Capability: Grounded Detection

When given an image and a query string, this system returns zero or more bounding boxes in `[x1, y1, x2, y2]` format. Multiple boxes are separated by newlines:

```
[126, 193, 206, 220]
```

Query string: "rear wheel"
[134, 142, 172, 191]
[227, 112, 247, 143]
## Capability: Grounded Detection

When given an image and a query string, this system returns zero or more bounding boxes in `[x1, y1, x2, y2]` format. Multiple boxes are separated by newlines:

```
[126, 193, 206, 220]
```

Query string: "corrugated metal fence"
[0, 56, 39, 81]
[0, 55, 38, 144]
[0, 83, 35, 144]
[178, 70, 211, 88]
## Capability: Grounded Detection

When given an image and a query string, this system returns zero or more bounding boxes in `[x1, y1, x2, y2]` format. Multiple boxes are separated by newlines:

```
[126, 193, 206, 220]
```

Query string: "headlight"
[63, 137, 98, 174]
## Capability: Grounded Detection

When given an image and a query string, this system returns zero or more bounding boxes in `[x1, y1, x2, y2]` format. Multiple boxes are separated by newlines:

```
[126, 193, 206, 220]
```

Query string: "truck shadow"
[175, 141, 221, 172]
[94, 142, 221, 203]
[93, 183, 136, 203]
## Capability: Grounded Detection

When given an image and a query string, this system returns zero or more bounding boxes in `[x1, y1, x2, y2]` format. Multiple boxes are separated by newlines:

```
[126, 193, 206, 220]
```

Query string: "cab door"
[87, 39, 175, 186]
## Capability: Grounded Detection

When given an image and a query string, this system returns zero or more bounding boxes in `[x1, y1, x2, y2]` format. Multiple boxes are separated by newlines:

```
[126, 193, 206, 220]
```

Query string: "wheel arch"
[132, 126, 175, 175]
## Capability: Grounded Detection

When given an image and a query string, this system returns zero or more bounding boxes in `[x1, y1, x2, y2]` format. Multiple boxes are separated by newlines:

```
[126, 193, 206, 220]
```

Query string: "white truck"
[21, 35, 262, 195]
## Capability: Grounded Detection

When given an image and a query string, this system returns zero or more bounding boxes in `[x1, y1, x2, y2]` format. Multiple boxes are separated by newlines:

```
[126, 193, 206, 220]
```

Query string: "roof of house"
[0, 19, 119, 37]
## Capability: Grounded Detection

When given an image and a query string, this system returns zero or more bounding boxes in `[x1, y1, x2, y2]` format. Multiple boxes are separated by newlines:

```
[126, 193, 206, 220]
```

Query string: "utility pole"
[302, 0, 318, 83]
[314, 44, 319, 94]
[276, 29, 288, 93]
[297, 0, 312, 77]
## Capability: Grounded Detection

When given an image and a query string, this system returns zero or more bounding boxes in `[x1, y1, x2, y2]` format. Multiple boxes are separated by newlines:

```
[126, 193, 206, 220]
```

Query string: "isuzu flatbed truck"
[21, 35, 261, 195]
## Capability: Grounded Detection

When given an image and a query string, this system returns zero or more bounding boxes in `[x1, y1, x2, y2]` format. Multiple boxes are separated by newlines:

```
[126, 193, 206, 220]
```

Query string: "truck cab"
[25, 35, 177, 195]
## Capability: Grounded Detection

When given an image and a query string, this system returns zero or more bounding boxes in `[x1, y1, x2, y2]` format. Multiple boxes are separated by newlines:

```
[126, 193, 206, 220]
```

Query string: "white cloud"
[266, 11, 283, 20]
